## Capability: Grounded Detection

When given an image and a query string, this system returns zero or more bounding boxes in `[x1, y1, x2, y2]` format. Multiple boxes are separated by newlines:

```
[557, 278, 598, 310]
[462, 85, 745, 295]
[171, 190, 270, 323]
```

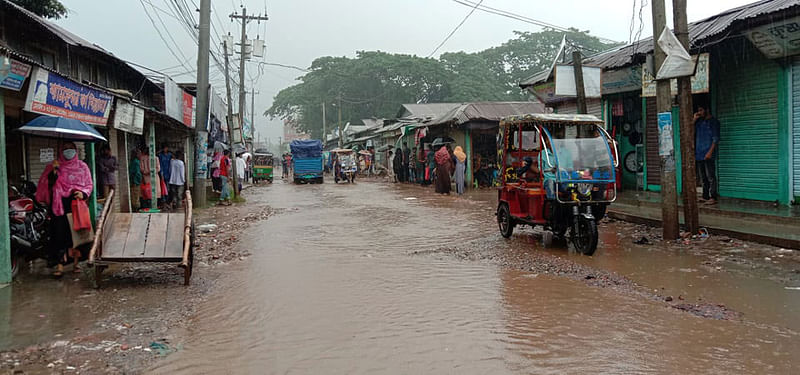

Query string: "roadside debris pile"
[194, 203, 276, 265]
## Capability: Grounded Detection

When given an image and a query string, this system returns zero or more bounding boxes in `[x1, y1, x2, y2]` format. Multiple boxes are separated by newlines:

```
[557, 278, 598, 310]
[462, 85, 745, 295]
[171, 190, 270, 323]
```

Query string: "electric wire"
[427, 0, 484, 58]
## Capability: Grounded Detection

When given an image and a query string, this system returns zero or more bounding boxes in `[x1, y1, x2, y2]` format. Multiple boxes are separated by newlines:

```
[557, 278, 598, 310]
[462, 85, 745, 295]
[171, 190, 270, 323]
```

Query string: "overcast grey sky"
[55, 0, 754, 142]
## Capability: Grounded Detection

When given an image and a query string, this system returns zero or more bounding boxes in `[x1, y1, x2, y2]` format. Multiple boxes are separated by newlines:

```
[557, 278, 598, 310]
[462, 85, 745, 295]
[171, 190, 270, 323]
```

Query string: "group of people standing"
[129, 144, 186, 211]
[388, 142, 467, 195]
[210, 148, 251, 205]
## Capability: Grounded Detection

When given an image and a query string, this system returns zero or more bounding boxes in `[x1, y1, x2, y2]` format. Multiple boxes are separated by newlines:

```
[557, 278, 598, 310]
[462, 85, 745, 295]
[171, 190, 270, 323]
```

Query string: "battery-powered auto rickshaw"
[331, 148, 357, 184]
[253, 149, 274, 184]
[496, 114, 618, 255]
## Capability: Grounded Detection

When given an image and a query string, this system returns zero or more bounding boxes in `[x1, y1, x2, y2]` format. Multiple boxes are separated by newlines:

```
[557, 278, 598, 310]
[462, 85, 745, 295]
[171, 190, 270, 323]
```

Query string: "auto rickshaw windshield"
[546, 124, 615, 182]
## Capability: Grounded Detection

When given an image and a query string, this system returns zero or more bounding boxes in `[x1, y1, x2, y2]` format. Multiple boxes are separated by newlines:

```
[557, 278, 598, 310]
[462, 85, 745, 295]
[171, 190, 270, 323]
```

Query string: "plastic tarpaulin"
[290, 139, 323, 159]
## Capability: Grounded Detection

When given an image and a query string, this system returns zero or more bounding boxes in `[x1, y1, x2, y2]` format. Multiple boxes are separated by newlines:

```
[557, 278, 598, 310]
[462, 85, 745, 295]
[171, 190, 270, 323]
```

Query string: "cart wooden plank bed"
[87, 189, 195, 287]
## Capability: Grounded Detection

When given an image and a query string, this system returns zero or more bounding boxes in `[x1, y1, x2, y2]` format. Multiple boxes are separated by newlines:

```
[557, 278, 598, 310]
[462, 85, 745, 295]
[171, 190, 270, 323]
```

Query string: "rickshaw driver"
[516, 156, 540, 183]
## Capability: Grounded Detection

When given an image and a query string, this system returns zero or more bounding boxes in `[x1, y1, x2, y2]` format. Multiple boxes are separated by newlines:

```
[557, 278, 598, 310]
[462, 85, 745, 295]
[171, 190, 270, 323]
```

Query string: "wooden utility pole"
[322, 101, 327, 148]
[572, 50, 588, 114]
[192, 0, 211, 207]
[250, 88, 259, 142]
[652, 0, 680, 239]
[673, 0, 699, 234]
[222, 41, 238, 199]
[337, 96, 343, 148]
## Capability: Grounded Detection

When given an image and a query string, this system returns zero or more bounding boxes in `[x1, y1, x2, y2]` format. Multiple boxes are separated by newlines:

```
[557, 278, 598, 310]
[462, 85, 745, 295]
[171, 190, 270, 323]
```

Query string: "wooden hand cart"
[87, 189, 195, 288]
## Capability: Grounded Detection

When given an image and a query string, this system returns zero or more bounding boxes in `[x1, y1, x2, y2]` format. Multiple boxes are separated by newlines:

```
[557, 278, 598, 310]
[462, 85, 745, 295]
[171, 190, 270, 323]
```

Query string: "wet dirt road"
[148, 179, 800, 374]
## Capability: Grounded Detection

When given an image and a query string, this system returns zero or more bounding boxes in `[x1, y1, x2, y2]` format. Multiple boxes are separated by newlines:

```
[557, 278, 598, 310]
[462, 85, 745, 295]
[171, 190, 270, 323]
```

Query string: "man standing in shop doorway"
[694, 105, 720, 205]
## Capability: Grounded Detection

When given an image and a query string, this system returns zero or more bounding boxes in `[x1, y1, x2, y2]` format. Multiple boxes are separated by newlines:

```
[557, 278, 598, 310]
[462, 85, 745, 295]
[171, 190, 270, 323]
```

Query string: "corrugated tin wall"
[554, 99, 603, 118]
[27, 136, 86, 183]
[792, 58, 800, 201]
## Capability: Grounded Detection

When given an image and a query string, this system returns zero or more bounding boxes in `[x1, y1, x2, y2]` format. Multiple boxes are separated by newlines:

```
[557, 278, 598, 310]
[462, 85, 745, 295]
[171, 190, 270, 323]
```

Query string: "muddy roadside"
[1, 186, 275, 375]
[415, 218, 800, 321]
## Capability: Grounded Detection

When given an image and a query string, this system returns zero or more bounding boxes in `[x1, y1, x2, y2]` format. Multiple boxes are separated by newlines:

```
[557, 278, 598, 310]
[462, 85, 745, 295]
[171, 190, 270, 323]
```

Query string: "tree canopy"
[11, 0, 67, 19]
[266, 28, 619, 138]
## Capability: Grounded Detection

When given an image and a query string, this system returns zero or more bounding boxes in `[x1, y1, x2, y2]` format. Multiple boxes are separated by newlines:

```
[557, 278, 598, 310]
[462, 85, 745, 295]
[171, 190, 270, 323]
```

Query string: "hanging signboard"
[602, 65, 642, 95]
[112, 98, 145, 135]
[242, 117, 253, 141]
[164, 75, 195, 128]
[656, 27, 696, 80]
[24, 67, 113, 125]
[182, 91, 196, 128]
[642, 53, 709, 97]
[554, 65, 603, 98]
[0, 57, 32, 91]
[746, 16, 800, 59]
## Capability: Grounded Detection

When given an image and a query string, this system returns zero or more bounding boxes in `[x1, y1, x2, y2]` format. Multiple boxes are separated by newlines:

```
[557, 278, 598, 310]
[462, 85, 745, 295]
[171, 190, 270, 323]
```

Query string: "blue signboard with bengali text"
[24, 67, 112, 125]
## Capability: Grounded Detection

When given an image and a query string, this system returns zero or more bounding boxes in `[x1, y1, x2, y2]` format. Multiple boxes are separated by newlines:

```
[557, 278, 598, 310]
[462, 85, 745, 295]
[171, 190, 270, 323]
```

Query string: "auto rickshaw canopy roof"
[500, 113, 603, 127]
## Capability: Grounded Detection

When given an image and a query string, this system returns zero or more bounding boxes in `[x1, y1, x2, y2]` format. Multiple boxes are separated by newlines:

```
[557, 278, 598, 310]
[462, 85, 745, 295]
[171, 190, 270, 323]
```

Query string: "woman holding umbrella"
[35, 142, 93, 277]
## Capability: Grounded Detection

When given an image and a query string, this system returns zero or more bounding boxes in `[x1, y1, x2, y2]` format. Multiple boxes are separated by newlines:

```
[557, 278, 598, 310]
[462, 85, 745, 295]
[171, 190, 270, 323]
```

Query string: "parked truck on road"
[290, 139, 324, 184]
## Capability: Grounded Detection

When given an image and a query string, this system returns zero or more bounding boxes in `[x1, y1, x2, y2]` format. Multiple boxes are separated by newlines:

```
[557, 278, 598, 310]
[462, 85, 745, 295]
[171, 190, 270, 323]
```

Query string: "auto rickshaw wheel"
[498, 203, 515, 238]
[572, 216, 598, 255]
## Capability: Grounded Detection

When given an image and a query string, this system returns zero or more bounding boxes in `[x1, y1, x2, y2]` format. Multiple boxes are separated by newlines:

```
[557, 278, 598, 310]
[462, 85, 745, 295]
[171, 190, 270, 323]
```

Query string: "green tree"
[267, 29, 620, 137]
[11, 0, 67, 19]
[267, 51, 452, 138]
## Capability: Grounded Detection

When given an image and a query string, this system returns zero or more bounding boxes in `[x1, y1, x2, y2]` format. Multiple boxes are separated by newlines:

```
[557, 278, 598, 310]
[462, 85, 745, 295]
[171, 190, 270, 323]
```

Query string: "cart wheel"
[185, 223, 196, 286]
[92, 265, 107, 289]
[184, 250, 194, 286]
[498, 203, 515, 238]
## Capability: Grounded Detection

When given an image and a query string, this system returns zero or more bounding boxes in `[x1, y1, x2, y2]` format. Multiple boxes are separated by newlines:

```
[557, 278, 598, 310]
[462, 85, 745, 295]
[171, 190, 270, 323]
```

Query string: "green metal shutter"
[793, 58, 800, 201]
[715, 45, 781, 202]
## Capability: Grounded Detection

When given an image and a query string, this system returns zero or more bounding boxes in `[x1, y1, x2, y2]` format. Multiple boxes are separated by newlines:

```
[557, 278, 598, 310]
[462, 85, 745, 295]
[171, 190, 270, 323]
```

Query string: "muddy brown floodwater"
[148, 180, 799, 374]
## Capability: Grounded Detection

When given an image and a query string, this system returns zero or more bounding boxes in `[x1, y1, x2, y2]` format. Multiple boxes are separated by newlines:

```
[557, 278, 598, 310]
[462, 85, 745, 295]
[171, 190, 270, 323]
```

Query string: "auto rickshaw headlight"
[577, 183, 593, 196]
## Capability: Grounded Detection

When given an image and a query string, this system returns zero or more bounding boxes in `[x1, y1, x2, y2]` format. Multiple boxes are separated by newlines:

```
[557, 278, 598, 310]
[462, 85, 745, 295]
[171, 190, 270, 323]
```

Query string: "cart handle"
[88, 188, 114, 265]
[180, 189, 193, 268]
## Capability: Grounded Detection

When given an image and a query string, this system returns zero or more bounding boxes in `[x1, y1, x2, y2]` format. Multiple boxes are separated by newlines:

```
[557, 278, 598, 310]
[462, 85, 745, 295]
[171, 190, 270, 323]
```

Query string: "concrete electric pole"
[230, 7, 268, 152]
[651, 0, 680, 240]
[222, 41, 239, 199]
[251, 88, 259, 144]
[322, 101, 327, 148]
[674, 0, 699, 234]
[192, 0, 211, 207]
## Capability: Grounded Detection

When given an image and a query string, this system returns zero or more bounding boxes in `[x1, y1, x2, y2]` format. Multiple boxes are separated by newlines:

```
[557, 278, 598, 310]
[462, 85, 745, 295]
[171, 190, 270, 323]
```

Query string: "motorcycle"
[8, 181, 50, 278]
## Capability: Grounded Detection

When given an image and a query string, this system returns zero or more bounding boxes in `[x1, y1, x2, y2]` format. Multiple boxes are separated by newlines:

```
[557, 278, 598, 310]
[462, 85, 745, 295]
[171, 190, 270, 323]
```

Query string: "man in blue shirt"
[694, 105, 720, 205]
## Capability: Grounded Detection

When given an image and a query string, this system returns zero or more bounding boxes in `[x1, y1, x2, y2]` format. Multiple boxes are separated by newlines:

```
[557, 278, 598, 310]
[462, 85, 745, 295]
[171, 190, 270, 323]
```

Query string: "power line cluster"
[450, 0, 619, 45]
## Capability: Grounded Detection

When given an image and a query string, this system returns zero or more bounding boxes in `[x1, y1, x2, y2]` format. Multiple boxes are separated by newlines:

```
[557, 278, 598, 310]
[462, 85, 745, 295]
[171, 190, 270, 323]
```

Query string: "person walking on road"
[402, 142, 411, 183]
[393, 148, 403, 183]
[97, 145, 117, 199]
[236, 153, 246, 191]
[168, 150, 186, 209]
[434, 145, 453, 195]
[219, 150, 232, 205]
[453, 146, 467, 195]
[694, 105, 720, 205]
[129, 149, 143, 211]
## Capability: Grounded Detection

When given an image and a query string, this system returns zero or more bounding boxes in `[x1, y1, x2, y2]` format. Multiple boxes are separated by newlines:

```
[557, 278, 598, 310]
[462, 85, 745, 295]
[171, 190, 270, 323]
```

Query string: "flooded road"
[150, 180, 800, 374]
